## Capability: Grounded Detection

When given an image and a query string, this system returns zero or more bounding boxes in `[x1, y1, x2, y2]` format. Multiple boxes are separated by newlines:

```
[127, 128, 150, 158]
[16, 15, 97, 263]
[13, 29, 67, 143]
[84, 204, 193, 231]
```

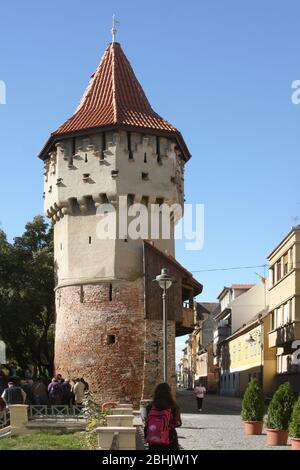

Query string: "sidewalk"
[176, 389, 290, 450]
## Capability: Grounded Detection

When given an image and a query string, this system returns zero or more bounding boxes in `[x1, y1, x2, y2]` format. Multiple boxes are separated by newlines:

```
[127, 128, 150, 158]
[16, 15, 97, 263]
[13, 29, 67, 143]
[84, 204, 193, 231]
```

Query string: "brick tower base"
[54, 279, 176, 407]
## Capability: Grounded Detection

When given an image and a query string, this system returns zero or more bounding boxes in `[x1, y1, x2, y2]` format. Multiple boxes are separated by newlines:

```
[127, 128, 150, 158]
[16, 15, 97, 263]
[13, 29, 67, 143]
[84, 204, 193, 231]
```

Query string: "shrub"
[289, 396, 300, 438]
[241, 378, 265, 422]
[82, 392, 110, 450]
[266, 382, 295, 430]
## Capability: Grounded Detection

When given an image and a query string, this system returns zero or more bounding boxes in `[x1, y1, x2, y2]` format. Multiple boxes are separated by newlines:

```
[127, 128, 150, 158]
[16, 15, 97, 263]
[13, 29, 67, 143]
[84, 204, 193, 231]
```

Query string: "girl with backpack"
[144, 382, 182, 450]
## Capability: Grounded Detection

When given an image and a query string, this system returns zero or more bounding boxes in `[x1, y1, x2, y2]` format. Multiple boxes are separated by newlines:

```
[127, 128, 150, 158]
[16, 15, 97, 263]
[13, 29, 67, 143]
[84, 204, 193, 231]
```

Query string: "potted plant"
[289, 396, 300, 450]
[241, 378, 265, 435]
[266, 382, 294, 446]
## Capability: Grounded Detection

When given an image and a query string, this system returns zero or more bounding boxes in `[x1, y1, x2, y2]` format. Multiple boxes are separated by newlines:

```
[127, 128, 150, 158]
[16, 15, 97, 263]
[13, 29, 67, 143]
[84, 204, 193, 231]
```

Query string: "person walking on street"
[194, 381, 206, 411]
[144, 382, 182, 450]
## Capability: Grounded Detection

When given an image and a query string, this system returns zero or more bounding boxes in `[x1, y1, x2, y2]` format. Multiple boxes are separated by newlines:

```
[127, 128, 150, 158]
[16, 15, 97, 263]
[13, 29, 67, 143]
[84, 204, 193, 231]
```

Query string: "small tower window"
[80, 285, 84, 303]
[156, 136, 161, 163]
[142, 172, 149, 181]
[111, 170, 119, 178]
[101, 132, 106, 159]
[85, 154, 88, 163]
[127, 132, 134, 159]
[109, 283, 113, 301]
[156, 197, 164, 207]
[141, 196, 149, 207]
[144, 152, 147, 163]
[107, 335, 116, 345]
[88, 236, 92, 245]
[128, 194, 135, 206]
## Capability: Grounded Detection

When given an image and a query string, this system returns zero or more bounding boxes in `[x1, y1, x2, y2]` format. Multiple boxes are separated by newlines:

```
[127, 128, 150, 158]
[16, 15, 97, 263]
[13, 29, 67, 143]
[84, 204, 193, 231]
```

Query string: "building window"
[283, 253, 288, 276]
[109, 283, 113, 302]
[107, 335, 116, 345]
[289, 299, 294, 322]
[127, 132, 133, 159]
[156, 136, 161, 163]
[271, 311, 275, 330]
[283, 303, 289, 325]
[290, 247, 294, 270]
[276, 260, 281, 282]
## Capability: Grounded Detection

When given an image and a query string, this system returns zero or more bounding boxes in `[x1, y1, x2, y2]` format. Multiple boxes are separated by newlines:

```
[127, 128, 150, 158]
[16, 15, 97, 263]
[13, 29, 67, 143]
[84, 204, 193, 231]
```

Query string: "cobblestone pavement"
[176, 389, 290, 450]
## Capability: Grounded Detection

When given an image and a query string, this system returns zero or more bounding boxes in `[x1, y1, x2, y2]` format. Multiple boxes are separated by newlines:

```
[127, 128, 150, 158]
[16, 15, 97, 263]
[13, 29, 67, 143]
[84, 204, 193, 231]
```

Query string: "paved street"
[176, 389, 290, 450]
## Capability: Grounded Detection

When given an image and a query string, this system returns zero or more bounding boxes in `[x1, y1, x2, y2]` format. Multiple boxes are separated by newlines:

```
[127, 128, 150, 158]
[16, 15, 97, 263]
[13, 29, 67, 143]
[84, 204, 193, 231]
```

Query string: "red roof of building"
[39, 42, 191, 161]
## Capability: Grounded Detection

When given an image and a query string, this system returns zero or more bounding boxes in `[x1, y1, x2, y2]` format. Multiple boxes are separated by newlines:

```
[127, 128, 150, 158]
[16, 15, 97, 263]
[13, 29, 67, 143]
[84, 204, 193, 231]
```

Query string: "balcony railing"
[268, 321, 300, 348]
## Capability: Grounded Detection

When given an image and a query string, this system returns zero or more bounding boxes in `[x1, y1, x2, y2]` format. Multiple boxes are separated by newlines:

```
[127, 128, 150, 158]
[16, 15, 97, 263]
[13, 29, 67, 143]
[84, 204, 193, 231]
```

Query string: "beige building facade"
[267, 225, 300, 393]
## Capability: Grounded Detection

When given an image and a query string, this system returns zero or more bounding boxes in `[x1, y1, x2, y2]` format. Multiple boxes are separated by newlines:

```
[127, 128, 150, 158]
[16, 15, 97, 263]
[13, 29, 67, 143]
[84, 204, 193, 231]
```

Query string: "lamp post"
[154, 268, 173, 383]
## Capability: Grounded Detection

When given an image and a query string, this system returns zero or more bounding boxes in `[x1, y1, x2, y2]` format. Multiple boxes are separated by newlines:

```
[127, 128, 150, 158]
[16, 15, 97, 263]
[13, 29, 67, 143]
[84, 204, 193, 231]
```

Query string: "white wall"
[231, 282, 269, 334]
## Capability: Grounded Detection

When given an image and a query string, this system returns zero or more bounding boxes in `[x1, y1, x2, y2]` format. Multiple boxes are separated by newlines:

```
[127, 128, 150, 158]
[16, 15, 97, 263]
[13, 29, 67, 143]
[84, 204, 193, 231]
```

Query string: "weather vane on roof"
[111, 14, 120, 43]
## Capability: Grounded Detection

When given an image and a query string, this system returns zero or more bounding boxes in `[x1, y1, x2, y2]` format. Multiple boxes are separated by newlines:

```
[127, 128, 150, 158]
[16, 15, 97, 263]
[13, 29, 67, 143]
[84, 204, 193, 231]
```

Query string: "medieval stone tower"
[39, 37, 201, 405]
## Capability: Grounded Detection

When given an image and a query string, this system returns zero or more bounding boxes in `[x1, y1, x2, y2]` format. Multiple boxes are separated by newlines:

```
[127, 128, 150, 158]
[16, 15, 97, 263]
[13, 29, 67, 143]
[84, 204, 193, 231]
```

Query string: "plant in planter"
[289, 396, 300, 450]
[241, 378, 265, 435]
[266, 382, 295, 446]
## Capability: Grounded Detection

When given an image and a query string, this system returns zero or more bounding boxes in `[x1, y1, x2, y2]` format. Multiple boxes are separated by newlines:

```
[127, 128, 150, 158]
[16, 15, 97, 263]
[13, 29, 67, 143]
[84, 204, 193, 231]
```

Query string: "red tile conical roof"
[39, 42, 191, 160]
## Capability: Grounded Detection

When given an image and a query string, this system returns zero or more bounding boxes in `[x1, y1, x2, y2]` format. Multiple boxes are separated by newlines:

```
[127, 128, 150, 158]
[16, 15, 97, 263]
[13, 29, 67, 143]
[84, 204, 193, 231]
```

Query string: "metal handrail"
[28, 405, 84, 421]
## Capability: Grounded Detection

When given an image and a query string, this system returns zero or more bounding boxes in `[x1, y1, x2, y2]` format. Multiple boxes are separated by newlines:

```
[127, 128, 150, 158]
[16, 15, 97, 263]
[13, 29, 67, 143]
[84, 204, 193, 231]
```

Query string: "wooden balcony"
[176, 307, 195, 337]
[268, 321, 300, 348]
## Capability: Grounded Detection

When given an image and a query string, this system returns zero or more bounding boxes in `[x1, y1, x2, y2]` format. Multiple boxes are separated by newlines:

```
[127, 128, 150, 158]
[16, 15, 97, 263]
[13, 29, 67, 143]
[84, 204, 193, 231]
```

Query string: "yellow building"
[267, 224, 300, 393]
[220, 318, 263, 396]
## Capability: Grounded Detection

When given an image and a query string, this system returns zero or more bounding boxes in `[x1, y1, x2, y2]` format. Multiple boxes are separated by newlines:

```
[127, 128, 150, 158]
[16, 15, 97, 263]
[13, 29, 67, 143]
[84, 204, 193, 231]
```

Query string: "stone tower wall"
[54, 279, 145, 407]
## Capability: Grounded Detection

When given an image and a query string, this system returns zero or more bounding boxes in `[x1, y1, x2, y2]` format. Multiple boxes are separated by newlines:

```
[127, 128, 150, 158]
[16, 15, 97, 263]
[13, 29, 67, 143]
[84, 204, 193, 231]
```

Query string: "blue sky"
[0, 1, 300, 361]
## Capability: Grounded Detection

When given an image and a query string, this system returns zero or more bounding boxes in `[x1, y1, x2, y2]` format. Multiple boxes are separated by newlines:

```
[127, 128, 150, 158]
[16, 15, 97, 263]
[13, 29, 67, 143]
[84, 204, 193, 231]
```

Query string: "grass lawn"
[0, 430, 89, 450]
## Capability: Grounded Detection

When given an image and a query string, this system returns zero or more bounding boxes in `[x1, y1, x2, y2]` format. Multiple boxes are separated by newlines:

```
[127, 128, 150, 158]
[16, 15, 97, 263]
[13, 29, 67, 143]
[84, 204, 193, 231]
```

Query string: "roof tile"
[39, 42, 190, 160]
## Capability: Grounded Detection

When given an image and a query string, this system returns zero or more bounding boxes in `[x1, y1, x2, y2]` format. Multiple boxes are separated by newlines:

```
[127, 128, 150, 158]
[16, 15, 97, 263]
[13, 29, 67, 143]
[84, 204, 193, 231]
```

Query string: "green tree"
[266, 382, 295, 430]
[241, 378, 265, 422]
[0, 216, 54, 376]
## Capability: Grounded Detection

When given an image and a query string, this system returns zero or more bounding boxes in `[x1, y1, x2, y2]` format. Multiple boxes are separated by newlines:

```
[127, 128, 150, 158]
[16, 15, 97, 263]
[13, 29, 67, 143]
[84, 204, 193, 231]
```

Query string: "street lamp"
[154, 268, 173, 383]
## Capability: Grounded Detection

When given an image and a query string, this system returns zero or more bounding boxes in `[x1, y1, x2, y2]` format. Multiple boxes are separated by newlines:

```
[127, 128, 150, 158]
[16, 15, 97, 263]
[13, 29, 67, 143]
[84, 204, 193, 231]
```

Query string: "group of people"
[0, 364, 206, 451]
[0, 369, 89, 410]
